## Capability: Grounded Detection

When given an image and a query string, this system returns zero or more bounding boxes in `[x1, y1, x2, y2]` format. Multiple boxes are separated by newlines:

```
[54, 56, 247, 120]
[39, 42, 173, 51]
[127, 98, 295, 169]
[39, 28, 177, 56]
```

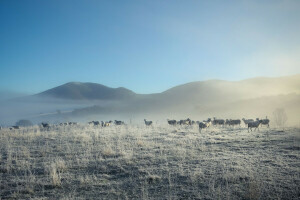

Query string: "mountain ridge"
[35, 74, 300, 101]
[37, 82, 137, 100]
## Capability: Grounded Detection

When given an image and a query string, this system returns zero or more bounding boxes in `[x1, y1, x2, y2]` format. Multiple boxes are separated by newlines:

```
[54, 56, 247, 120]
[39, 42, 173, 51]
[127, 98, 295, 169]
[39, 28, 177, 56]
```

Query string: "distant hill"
[159, 74, 300, 106]
[37, 82, 137, 100]
[35, 74, 300, 103]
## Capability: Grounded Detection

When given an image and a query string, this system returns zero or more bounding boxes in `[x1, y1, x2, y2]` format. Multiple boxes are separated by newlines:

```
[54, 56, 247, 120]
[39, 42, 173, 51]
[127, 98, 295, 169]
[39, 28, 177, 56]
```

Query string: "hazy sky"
[0, 0, 299, 94]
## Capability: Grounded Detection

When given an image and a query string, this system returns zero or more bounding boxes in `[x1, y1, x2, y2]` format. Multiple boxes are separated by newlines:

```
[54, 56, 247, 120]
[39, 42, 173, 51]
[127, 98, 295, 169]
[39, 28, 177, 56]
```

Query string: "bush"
[273, 108, 288, 128]
[16, 119, 33, 127]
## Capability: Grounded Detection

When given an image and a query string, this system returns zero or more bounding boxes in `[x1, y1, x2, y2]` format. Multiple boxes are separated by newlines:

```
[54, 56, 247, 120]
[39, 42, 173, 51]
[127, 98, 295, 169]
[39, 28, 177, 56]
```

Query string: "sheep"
[41, 123, 50, 128]
[60, 122, 68, 126]
[203, 118, 212, 127]
[242, 118, 254, 127]
[41, 123, 50, 131]
[248, 120, 262, 132]
[258, 117, 270, 128]
[199, 121, 210, 132]
[213, 117, 225, 126]
[144, 119, 153, 126]
[68, 122, 78, 125]
[10, 126, 20, 130]
[89, 121, 100, 126]
[178, 118, 192, 125]
[225, 119, 241, 126]
[104, 121, 113, 127]
[114, 120, 125, 125]
[167, 119, 177, 125]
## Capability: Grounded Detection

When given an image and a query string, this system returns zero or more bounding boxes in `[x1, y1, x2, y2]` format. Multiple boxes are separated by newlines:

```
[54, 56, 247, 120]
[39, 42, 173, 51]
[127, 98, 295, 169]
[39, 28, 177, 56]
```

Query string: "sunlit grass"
[0, 124, 299, 199]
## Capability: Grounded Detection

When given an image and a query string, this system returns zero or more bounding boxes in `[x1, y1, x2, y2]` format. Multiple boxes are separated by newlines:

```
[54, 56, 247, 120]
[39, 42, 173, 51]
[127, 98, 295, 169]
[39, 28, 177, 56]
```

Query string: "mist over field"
[0, 74, 299, 126]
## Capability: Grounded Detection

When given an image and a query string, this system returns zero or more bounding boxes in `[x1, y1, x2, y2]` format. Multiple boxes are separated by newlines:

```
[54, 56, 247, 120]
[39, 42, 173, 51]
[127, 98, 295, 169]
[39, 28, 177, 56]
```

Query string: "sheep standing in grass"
[198, 122, 209, 132]
[242, 118, 254, 127]
[144, 119, 153, 126]
[10, 126, 20, 130]
[167, 119, 177, 125]
[114, 120, 125, 125]
[41, 123, 50, 131]
[248, 120, 262, 132]
[104, 121, 113, 127]
[226, 119, 241, 126]
[258, 117, 270, 128]
[213, 117, 225, 126]
[89, 121, 100, 126]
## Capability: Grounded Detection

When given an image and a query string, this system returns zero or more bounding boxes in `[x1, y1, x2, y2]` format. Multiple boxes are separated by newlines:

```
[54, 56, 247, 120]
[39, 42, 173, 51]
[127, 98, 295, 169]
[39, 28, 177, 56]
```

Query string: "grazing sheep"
[104, 121, 113, 127]
[178, 118, 192, 125]
[167, 119, 177, 125]
[60, 122, 68, 126]
[226, 119, 241, 126]
[199, 121, 210, 132]
[203, 118, 212, 127]
[89, 121, 100, 126]
[248, 120, 262, 132]
[41, 123, 50, 131]
[41, 123, 50, 128]
[242, 118, 254, 127]
[258, 117, 270, 128]
[10, 126, 20, 130]
[213, 117, 225, 126]
[144, 119, 153, 126]
[115, 120, 125, 125]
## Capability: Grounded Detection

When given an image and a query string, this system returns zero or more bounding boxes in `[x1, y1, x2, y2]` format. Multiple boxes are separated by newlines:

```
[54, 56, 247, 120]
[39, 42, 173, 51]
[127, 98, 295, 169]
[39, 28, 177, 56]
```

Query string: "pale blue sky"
[0, 0, 299, 94]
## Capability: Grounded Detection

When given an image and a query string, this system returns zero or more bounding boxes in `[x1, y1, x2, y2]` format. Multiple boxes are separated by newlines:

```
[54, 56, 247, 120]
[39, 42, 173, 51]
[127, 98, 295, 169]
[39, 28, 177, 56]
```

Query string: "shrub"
[16, 119, 33, 127]
[273, 108, 288, 128]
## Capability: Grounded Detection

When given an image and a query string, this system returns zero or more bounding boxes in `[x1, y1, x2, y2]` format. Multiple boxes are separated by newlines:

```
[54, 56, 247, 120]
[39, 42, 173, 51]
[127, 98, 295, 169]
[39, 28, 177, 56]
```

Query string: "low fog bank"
[0, 96, 127, 126]
[5, 92, 296, 128]
[1, 75, 299, 127]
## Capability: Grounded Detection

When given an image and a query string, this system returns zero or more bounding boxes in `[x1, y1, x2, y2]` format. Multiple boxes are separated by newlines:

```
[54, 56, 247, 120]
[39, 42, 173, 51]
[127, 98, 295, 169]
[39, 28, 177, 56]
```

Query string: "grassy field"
[0, 124, 299, 199]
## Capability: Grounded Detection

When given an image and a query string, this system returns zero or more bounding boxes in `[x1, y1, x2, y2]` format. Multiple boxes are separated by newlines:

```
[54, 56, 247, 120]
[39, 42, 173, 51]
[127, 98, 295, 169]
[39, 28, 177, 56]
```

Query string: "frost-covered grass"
[0, 124, 299, 199]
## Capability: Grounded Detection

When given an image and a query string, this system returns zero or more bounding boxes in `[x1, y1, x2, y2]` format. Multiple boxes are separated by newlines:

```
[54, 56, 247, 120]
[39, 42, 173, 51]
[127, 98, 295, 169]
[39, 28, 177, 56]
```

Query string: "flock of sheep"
[0, 117, 270, 133]
[144, 117, 270, 132]
[165, 117, 270, 132]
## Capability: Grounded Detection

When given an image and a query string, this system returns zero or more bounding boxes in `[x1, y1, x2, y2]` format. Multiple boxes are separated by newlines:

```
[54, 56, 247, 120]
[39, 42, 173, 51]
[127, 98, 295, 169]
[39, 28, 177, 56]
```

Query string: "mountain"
[35, 74, 300, 103]
[159, 74, 300, 106]
[37, 82, 137, 100]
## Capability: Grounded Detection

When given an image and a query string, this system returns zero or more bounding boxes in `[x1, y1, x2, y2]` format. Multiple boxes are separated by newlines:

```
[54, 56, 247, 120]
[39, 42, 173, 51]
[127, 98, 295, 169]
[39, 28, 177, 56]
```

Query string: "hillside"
[37, 82, 137, 100]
